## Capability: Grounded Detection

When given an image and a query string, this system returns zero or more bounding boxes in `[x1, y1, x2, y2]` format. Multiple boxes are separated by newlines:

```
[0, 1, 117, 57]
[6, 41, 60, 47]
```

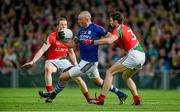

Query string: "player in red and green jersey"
[84, 11, 145, 105]
[21, 18, 91, 103]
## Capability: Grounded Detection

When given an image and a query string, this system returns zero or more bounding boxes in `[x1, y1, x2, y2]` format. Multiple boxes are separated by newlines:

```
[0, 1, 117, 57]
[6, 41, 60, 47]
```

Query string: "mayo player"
[21, 18, 91, 103]
[85, 11, 145, 105]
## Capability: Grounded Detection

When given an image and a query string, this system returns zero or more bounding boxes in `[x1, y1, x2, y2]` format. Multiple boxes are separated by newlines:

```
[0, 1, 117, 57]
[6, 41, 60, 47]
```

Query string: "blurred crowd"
[0, 0, 179, 87]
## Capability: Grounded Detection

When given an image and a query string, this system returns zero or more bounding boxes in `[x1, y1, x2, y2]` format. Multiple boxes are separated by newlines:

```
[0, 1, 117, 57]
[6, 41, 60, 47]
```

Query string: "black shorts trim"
[63, 66, 73, 72]
[80, 62, 94, 73]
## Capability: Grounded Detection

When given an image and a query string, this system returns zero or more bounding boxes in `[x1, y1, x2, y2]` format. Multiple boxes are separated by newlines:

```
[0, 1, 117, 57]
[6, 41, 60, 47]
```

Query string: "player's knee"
[59, 75, 65, 82]
[93, 79, 102, 87]
[90, 77, 101, 86]
[122, 74, 128, 81]
[106, 69, 112, 76]
[59, 72, 70, 82]
[74, 77, 81, 84]
[45, 66, 52, 73]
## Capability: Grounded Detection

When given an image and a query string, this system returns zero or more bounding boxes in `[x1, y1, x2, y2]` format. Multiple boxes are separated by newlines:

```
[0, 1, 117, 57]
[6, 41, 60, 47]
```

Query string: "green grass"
[0, 88, 180, 111]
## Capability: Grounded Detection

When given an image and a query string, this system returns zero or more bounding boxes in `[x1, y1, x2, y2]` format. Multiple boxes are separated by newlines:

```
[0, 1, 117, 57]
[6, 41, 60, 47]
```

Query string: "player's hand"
[21, 61, 34, 69]
[63, 38, 76, 48]
[73, 36, 80, 44]
[84, 39, 94, 45]
[57, 31, 65, 40]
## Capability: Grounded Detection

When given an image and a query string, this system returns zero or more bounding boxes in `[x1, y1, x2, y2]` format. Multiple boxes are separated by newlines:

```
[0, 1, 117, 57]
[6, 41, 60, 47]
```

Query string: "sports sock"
[54, 83, 65, 95]
[83, 92, 91, 101]
[110, 85, 124, 97]
[46, 85, 53, 93]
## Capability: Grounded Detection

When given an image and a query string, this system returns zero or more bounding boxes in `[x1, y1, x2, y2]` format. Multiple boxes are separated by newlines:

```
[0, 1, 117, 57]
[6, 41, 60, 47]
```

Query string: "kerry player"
[43, 11, 128, 104]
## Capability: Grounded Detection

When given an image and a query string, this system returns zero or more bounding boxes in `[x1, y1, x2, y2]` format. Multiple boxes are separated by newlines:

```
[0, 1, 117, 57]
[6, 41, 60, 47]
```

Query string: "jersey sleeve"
[45, 33, 54, 45]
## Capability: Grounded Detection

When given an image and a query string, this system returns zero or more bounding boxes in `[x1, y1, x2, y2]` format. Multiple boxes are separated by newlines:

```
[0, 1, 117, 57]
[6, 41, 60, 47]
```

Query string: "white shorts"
[45, 58, 73, 72]
[119, 50, 145, 69]
[68, 60, 100, 79]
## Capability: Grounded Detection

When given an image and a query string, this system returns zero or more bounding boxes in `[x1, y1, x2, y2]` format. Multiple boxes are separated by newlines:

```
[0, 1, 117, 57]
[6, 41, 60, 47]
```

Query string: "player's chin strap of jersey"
[57, 31, 65, 40]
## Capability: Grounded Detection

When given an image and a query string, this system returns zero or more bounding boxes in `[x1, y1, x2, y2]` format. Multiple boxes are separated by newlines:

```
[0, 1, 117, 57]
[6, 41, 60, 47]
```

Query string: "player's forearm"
[94, 34, 117, 45]
[68, 49, 78, 65]
[94, 38, 113, 45]
[32, 49, 45, 63]
[32, 44, 49, 63]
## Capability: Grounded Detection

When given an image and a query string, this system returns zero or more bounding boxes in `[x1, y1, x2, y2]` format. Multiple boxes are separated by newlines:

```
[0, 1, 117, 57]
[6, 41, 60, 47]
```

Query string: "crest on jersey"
[88, 30, 91, 35]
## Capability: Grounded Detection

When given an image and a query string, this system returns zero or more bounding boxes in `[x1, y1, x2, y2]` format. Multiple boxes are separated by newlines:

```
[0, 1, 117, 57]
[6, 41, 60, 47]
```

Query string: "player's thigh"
[122, 50, 145, 69]
[122, 69, 137, 80]
[56, 59, 73, 72]
[108, 61, 127, 76]
[91, 77, 103, 86]
[45, 61, 57, 73]
[73, 76, 85, 85]
[68, 65, 84, 78]
[80, 60, 97, 74]
[69, 60, 96, 78]
[87, 66, 103, 86]
[49, 59, 73, 72]
[87, 66, 99, 78]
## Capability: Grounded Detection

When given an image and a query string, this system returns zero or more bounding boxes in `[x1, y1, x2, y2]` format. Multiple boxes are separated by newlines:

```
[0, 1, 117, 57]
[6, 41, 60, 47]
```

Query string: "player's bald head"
[78, 11, 91, 19]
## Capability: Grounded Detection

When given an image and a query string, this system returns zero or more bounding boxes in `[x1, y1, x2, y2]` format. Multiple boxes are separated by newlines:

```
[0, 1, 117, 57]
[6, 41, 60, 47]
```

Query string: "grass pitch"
[0, 88, 180, 111]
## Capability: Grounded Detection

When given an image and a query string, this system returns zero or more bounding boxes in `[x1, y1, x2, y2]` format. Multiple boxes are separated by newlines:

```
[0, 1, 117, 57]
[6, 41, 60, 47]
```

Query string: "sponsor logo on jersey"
[88, 30, 91, 35]
[79, 31, 92, 40]
[55, 48, 68, 52]
[56, 42, 61, 45]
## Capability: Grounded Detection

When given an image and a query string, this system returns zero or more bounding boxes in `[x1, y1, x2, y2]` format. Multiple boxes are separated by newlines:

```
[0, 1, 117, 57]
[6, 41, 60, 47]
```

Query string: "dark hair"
[56, 17, 67, 25]
[110, 11, 124, 23]
[58, 17, 67, 21]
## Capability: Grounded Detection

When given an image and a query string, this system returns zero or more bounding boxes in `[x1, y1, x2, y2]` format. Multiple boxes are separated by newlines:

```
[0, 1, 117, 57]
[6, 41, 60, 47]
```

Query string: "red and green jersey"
[46, 32, 69, 60]
[112, 24, 143, 52]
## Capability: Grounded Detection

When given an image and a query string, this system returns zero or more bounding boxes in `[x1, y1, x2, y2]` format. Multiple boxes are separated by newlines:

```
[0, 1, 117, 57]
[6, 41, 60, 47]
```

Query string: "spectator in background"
[3, 47, 19, 68]
[0, 47, 5, 68]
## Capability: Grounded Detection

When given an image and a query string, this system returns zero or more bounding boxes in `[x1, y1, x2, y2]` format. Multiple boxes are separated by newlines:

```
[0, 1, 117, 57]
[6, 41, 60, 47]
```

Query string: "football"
[61, 28, 73, 39]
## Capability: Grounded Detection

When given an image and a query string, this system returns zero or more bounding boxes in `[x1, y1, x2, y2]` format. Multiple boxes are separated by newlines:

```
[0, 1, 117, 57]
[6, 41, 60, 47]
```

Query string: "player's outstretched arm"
[84, 33, 118, 45]
[94, 33, 118, 45]
[21, 43, 50, 68]
[21, 61, 34, 68]
[68, 48, 78, 65]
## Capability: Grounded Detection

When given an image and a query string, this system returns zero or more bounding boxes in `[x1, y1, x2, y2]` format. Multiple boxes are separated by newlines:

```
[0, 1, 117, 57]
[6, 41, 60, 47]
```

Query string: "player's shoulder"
[121, 24, 131, 30]
[78, 28, 85, 35]
[93, 23, 104, 30]
[48, 32, 58, 39]
[49, 32, 58, 37]
[112, 27, 119, 35]
[92, 23, 107, 34]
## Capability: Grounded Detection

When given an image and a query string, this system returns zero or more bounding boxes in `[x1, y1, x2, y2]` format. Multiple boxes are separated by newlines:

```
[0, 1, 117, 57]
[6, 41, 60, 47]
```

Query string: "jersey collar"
[83, 22, 94, 29]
